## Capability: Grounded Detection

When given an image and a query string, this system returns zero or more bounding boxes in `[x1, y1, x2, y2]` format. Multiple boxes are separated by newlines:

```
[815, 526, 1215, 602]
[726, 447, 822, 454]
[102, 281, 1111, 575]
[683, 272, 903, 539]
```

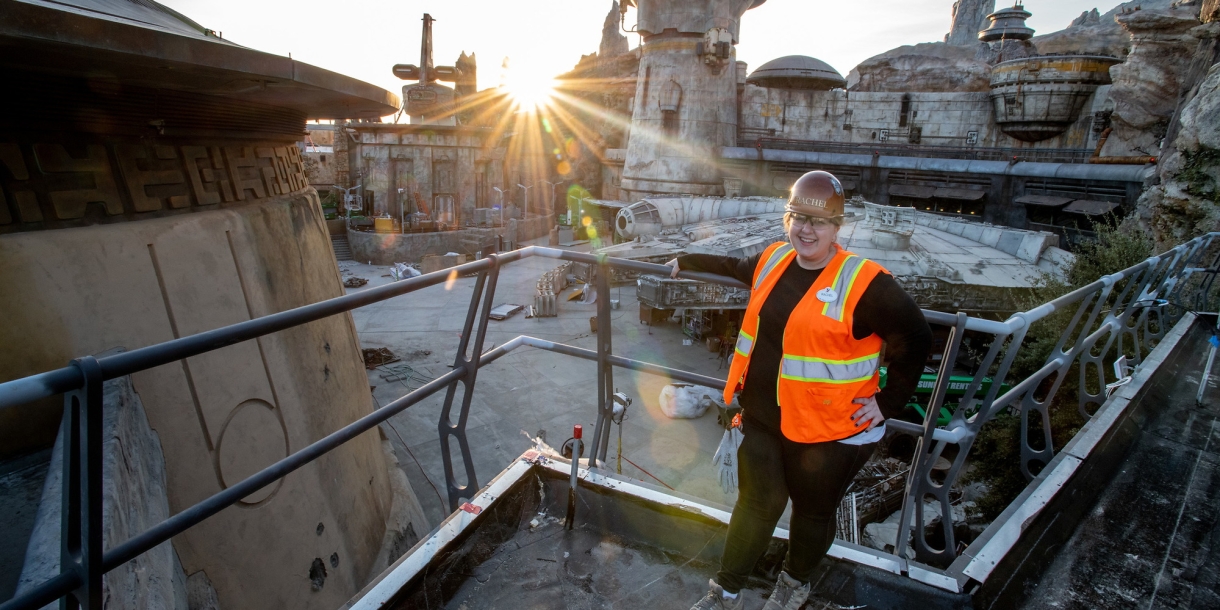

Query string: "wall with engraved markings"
[0, 140, 311, 233]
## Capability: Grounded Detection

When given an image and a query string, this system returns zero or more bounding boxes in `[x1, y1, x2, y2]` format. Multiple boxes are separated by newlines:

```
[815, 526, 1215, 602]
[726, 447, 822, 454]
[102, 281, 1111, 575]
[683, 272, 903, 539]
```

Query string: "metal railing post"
[437, 259, 498, 510]
[588, 256, 615, 464]
[61, 356, 104, 609]
[898, 312, 968, 565]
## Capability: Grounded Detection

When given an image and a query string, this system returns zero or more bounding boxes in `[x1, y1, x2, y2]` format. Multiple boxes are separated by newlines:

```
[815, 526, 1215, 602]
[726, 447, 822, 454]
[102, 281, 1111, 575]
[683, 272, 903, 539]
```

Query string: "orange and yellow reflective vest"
[723, 242, 887, 443]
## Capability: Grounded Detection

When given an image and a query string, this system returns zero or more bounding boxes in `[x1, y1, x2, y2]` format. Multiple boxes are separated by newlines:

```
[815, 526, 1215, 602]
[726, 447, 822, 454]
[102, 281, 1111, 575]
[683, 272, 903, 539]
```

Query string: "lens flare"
[503, 70, 556, 110]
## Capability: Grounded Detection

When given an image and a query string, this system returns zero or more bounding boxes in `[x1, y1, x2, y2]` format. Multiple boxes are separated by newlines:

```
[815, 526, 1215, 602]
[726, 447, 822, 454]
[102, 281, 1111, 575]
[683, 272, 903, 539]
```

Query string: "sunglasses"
[786, 212, 836, 228]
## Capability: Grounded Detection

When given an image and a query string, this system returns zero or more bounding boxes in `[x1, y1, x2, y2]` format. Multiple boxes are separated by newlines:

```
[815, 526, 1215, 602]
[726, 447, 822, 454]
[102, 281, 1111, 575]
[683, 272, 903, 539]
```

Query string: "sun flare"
[503, 71, 557, 110]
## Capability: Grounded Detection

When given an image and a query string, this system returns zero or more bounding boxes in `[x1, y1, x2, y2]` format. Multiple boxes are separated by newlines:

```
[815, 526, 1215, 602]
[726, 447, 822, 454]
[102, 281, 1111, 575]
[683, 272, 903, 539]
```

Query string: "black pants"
[716, 424, 876, 593]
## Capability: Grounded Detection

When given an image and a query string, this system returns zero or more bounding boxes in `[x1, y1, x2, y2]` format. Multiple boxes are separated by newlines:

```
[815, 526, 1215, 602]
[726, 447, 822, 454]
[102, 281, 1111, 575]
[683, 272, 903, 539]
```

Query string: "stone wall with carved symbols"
[0, 139, 312, 234]
[0, 158, 429, 610]
[0, 0, 417, 604]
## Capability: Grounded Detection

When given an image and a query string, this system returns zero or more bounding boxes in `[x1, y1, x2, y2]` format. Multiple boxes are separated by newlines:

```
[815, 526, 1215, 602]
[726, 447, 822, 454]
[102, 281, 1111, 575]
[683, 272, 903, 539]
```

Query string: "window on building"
[662, 110, 679, 136]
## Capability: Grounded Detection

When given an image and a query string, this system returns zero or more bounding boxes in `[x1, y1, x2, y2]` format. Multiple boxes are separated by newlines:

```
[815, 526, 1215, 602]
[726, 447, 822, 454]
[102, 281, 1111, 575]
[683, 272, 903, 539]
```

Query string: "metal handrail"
[0, 248, 736, 412]
[2, 235, 1219, 608]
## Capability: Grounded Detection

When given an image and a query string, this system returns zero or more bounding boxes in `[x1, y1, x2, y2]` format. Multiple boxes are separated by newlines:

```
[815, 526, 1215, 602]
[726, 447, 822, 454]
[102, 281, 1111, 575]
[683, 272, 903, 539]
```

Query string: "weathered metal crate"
[636, 274, 751, 310]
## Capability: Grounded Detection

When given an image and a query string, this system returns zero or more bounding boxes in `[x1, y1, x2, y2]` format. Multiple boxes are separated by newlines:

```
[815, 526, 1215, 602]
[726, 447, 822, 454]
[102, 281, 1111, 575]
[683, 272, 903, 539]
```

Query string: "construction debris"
[390, 263, 421, 281]
[658, 383, 721, 419]
[362, 347, 399, 369]
[377, 363, 432, 389]
[487, 303, 524, 320]
[533, 263, 570, 318]
[343, 277, 369, 288]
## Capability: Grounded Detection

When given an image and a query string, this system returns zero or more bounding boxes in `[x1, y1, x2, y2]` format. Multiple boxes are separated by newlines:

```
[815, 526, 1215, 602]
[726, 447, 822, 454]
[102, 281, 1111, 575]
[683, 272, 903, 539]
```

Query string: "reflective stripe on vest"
[754, 244, 795, 290]
[821, 254, 867, 322]
[779, 353, 880, 383]
[735, 328, 755, 358]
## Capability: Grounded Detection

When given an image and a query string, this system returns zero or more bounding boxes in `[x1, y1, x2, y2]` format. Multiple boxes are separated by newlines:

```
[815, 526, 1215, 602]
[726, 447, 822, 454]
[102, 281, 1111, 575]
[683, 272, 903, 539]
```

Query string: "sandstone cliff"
[1033, 20, 1130, 57]
[847, 42, 992, 92]
[975, 38, 1038, 64]
[946, 0, 995, 46]
[1032, 0, 1175, 57]
[554, 1, 641, 197]
[1135, 62, 1220, 247]
[600, 1, 629, 59]
[1101, 4, 1209, 157]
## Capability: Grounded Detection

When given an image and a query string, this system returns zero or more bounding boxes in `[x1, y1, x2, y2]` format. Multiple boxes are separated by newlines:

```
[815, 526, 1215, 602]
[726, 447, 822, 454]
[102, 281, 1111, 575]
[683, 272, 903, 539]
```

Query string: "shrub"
[964, 217, 1153, 520]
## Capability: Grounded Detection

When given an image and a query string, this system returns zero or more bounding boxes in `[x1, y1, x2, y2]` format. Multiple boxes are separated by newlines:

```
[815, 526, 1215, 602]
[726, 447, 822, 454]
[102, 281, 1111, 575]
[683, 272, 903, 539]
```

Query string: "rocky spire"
[600, 1, 629, 58]
[1069, 8, 1101, 27]
[455, 51, 477, 97]
[945, 0, 996, 46]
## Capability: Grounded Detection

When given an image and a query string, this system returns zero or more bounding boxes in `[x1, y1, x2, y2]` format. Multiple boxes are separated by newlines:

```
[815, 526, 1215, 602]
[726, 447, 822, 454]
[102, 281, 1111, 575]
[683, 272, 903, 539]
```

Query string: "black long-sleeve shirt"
[678, 249, 932, 437]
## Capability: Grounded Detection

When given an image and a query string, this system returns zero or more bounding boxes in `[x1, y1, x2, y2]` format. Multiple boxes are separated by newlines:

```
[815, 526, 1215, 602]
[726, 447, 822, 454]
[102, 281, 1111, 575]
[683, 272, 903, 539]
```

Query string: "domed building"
[745, 55, 846, 90]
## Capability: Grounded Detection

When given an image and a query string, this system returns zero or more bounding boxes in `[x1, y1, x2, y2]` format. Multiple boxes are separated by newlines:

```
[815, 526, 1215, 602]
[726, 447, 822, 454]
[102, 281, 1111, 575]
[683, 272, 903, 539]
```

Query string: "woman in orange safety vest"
[675, 171, 932, 610]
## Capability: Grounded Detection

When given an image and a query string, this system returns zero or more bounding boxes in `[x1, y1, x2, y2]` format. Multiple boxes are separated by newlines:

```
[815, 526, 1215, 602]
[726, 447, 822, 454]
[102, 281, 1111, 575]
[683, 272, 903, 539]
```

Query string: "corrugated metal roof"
[1015, 195, 1073, 207]
[934, 187, 987, 201]
[1062, 200, 1120, 215]
[889, 185, 936, 199]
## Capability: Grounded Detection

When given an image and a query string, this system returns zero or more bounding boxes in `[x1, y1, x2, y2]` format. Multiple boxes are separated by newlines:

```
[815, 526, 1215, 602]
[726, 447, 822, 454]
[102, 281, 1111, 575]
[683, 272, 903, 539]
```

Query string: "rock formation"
[847, 42, 992, 92]
[1072, 8, 1102, 27]
[1135, 62, 1220, 247]
[455, 51, 477, 98]
[600, 1, 629, 58]
[946, 0, 996, 45]
[1206, 0, 1220, 23]
[1032, 19, 1129, 57]
[1033, 0, 1174, 57]
[1101, 4, 1208, 157]
[17, 375, 199, 609]
[975, 38, 1038, 64]
[454, 51, 478, 125]
[552, 3, 641, 197]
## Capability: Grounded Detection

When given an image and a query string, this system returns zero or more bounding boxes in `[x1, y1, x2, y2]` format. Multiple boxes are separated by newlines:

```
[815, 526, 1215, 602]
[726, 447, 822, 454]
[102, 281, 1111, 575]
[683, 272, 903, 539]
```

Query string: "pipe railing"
[1, 236, 1218, 608]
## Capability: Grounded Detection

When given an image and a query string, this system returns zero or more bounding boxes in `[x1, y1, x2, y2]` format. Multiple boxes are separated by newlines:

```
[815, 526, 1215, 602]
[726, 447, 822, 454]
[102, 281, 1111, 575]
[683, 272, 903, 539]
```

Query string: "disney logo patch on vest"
[816, 287, 838, 303]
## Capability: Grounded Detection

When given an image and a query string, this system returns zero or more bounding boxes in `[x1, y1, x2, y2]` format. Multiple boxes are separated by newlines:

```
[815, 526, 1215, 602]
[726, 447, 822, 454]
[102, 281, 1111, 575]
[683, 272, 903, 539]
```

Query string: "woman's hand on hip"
[665, 258, 680, 279]
[851, 395, 884, 431]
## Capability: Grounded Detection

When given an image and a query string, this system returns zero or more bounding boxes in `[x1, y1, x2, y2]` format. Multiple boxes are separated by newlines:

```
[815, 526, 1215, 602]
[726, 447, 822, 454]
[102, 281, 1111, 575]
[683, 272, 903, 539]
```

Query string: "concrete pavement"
[344, 239, 739, 527]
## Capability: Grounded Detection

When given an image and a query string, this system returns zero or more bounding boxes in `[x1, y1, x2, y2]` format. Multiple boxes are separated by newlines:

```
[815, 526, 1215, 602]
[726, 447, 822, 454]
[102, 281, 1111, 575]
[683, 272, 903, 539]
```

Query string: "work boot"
[762, 571, 811, 610]
[689, 578, 744, 610]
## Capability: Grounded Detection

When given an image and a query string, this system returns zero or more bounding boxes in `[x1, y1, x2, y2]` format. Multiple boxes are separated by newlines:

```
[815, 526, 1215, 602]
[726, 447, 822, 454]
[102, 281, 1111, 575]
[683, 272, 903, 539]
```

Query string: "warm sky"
[162, 0, 1123, 107]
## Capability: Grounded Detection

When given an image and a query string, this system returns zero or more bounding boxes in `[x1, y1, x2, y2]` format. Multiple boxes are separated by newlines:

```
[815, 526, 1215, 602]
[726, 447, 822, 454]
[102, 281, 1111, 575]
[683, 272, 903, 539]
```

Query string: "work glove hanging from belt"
[716, 402, 743, 430]
[712, 408, 743, 494]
